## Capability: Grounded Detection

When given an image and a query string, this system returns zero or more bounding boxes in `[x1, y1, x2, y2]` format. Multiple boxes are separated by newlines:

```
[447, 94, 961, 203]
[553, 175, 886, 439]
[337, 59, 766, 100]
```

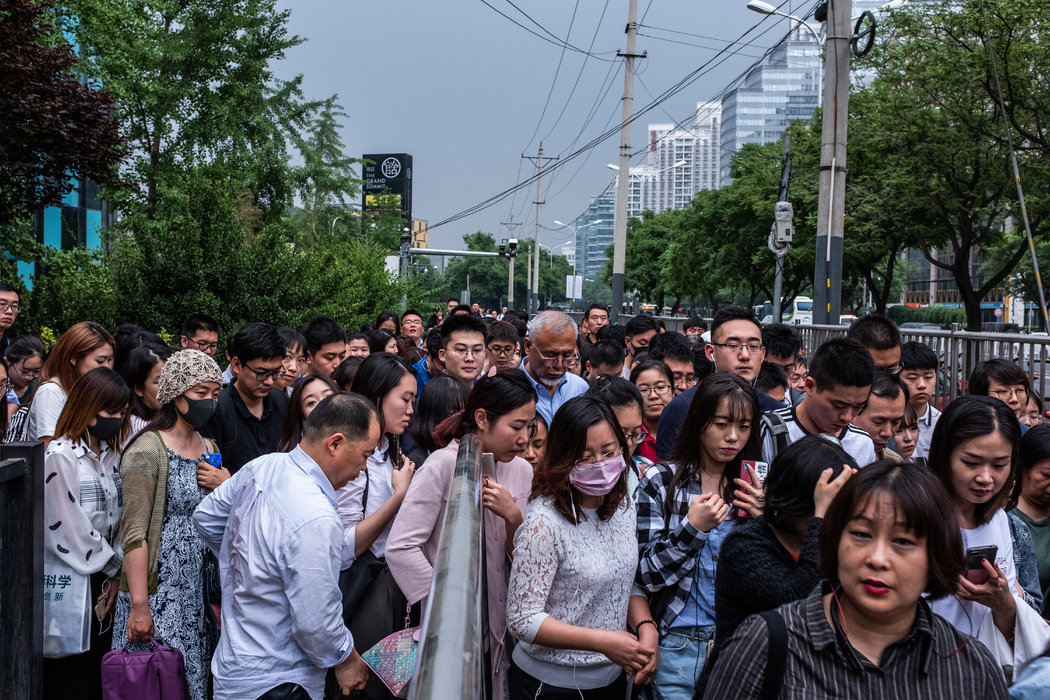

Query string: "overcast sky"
[274, 1, 805, 252]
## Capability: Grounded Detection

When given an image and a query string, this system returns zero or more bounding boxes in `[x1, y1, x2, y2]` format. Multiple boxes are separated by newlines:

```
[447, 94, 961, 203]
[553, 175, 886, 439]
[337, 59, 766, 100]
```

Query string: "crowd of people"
[27, 283, 1050, 699]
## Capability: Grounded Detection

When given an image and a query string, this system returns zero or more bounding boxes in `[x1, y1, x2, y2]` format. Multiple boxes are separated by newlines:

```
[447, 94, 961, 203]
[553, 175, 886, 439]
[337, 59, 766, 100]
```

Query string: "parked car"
[981, 322, 1021, 333]
[900, 322, 942, 330]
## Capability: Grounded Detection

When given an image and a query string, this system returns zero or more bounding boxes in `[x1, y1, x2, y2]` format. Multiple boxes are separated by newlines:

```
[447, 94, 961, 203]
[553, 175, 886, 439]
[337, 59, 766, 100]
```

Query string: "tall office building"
[574, 191, 614, 281]
[719, 23, 821, 185]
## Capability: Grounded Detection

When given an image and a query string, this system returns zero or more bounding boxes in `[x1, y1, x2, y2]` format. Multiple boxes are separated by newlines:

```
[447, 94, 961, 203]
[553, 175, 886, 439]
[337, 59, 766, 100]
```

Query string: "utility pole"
[610, 0, 644, 324]
[812, 0, 851, 325]
[523, 144, 558, 314]
[501, 217, 522, 307]
[770, 133, 793, 323]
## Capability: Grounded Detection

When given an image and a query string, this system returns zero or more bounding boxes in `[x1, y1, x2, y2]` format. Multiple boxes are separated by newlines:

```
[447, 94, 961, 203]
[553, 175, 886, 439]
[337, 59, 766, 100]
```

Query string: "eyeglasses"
[13, 362, 41, 380]
[449, 346, 486, 359]
[531, 346, 581, 368]
[637, 383, 673, 397]
[877, 362, 902, 374]
[487, 344, 517, 357]
[574, 448, 623, 467]
[241, 363, 287, 383]
[990, 387, 1028, 401]
[673, 375, 697, 388]
[187, 338, 219, 352]
[0, 301, 20, 314]
[711, 341, 764, 354]
[0, 379, 11, 393]
[623, 431, 646, 445]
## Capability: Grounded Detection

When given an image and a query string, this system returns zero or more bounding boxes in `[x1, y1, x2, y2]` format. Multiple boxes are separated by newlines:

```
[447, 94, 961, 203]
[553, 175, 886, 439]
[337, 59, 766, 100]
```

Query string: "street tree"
[0, 0, 125, 225]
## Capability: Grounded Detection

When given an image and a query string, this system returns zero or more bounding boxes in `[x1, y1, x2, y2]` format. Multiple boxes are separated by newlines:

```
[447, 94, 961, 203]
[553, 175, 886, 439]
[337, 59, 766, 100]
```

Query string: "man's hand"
[334, 649, 370, 695]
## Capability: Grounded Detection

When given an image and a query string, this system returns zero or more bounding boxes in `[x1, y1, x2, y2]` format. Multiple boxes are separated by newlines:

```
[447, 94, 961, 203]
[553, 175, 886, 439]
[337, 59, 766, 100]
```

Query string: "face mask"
[88, 416, 123, 441]
[177, 395, 217, 428]
[569, 454, 626, 496]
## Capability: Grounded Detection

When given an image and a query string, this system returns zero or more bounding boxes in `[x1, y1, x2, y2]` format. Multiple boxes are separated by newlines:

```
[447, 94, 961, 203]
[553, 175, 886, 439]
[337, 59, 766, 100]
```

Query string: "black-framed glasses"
[0, 301, 20, 314]
[0, 379, 11, 393]
[623, 430, 646, 445]
[711, 341, 763, 354]
[532, 346, 581, 368]
[487, 344, 517, 357]
[187, 338, 219, 353]
[242, 363, 287, 383]
[637, 383, 673, 397]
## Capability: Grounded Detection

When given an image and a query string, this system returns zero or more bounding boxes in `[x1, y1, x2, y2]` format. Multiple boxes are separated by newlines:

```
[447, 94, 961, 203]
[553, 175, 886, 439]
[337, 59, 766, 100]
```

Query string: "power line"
[478, 0, 617, 60]
[521, 1, 581, 151]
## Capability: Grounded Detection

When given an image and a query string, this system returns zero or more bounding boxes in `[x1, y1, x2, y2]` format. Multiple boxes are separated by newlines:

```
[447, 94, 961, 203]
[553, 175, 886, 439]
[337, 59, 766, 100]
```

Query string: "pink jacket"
[386, 440, 532, 699]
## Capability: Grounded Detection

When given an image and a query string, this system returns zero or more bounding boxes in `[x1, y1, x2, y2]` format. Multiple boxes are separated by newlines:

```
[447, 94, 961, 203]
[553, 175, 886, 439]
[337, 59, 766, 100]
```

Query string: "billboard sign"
[363, 153, 412, 221]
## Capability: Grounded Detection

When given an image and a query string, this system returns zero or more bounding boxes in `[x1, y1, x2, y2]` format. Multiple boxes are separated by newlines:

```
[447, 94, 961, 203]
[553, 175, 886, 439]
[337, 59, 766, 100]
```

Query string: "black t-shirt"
[201, 382, 288, 474]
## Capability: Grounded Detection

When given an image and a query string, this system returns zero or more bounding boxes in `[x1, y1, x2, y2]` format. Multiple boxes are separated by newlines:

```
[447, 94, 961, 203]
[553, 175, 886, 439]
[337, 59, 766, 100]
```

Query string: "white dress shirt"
[336, 436, 396, 559]
[194, 447, 353, 700]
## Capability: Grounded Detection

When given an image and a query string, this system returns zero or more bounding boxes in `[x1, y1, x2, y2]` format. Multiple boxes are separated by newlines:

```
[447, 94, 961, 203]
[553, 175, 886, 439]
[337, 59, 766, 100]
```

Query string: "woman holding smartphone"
[387, 369, 536, 700]
[507, 396, 656, 699]
[926, 396, 1042, 653]
[635, 372, 765, 698]
[704, 461, 1007, 699]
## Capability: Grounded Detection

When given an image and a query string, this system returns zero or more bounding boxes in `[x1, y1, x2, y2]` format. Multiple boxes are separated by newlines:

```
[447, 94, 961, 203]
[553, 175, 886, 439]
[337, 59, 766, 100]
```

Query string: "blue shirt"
[671, 517, 736, 629]
[518, 358, 590, 424]
[412, 357, 432, 397]
[193, 447, 354, 700]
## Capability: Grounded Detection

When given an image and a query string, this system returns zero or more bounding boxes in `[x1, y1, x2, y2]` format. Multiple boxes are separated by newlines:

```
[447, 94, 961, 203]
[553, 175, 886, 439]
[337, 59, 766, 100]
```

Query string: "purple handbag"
[101, 636, 187, 700]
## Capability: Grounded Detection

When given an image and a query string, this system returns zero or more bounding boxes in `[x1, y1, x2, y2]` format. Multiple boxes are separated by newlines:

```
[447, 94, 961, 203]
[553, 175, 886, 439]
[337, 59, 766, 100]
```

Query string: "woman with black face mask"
[42, 367, 130, 700]
[113, 350, 224, 700]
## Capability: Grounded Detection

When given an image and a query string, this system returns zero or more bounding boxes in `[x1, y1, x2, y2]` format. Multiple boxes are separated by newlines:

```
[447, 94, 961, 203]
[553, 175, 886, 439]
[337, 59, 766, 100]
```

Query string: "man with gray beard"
[519, 310, 590, 424]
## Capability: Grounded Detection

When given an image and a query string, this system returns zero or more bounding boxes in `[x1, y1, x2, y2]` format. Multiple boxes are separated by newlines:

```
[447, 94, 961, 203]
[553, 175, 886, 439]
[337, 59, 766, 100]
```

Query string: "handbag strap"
[759, 609, 788, 700]
[146, 431, 170, 591]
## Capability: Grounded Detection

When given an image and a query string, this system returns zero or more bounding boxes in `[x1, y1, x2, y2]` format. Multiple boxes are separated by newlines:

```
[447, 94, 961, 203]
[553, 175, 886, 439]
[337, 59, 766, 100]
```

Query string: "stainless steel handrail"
[408, 434, 489, 700]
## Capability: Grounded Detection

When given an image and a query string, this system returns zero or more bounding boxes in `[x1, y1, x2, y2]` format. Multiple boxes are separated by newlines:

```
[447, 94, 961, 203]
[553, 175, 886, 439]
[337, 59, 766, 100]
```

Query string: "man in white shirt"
[761, 336, 878, 467]
[194, 393, 380, 700]
[898, 341, 941, 459]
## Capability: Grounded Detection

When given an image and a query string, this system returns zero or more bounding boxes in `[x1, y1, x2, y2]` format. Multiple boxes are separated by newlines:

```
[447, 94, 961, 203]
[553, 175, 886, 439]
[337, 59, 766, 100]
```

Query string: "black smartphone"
[964, 544, 998, 584]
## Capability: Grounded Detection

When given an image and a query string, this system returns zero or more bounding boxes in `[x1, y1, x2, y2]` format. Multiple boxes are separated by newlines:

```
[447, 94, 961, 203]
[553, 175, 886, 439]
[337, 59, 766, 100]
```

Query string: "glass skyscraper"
[574, 191, 615, 281]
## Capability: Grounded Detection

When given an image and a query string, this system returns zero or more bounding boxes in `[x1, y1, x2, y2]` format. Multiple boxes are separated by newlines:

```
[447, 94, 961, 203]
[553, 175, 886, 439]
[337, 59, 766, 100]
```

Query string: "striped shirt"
[760, 404, 877, 467]
[703, 587, 1007, 699]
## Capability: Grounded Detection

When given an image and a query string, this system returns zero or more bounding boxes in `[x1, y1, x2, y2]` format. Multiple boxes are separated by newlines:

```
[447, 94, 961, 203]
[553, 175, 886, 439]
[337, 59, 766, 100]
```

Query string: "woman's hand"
[813, 466, 854, 518]
[197, 463, 231, 491]
[599, 630, 653, 675]
[957, 558, 1017, 637]
[482, 477, 521, 525]
[686, 493, 729, 533]
[127, 600, 154, 643]
[732, 464, 765, 518]
[100, 577, 119, 617]
[391, 456, 416, 496]
[632, 624, 660, 685]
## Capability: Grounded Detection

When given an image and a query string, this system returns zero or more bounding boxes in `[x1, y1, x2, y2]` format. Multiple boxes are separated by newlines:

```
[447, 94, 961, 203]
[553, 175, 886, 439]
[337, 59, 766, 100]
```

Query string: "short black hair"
[710, 306, 759, 343]
[765, 434, 857, 532]
[808, 336, 875, 390]
[228, 323, 286, 363]
[847, 313, 901, 352]
[424, 328, 443, 357]
[587, 376, 644, 416]
[332, 356, 365, 390]
[448, 297, 460, 305]
[181, 314, 220, 338]
[1021, 424, 1050, 478]
[762, 323, 802, 360]
[683, 316, 707, 332]
[586, 340, 626, 369]
[5, 335, 45, 364]
[868, 369, 908, 404]
[596, 324, 626, 348]
[376, 310, 399, 328]
[819, 460, 963, 600]
[0, 282, 19, 296]
[693, 346, 715, 381]
[401, 309, 423, 322]
[303, 392, 377, 444]
[301, 315, 348, 356]
[367, 329, 397, 353]
[647, 333, 693, 366]
[625, 314, 659, 337]
[440, 314, 486, 349]
[450, 305, 473, 316]
[585, 304, 609, 320]
[347, 331, 368, 345]
[900, 341, 938, 371]
[277, 326, 306, 355]
[968, 358, 1030, 396]
[485, 320, 518, 346]
[756, 362, 788, 395]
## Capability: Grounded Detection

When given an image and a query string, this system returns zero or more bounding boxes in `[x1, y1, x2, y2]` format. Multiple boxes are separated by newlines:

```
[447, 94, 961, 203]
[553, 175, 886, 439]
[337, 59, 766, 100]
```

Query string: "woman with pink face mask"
[506, 396, 658, 699]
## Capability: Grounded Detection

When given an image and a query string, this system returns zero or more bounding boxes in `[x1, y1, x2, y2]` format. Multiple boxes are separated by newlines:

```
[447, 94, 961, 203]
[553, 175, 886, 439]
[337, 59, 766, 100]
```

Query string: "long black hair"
[351, 352, 414, 462]
[665, 372, 762, 516]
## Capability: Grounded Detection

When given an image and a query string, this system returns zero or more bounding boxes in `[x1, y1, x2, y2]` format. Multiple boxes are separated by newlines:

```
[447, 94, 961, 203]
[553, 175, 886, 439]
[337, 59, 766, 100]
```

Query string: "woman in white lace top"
[506, 396, 658, 698]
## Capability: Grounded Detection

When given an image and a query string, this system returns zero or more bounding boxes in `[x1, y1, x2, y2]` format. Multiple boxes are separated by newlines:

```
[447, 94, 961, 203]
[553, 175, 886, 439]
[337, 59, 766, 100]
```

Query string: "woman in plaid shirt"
[635, 372, 766, 699]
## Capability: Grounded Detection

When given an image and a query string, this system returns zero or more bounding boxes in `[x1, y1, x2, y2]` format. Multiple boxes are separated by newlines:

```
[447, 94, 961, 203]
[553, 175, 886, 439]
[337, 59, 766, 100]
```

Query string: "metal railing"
[408, 434, 490, 700]
[0, 441, 45, 700]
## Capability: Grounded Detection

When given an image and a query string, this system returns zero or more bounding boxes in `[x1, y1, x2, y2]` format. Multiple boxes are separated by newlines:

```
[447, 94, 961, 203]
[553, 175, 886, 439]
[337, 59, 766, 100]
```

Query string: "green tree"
[853, 1, 1050, 329]
[603, 210, 681, 311]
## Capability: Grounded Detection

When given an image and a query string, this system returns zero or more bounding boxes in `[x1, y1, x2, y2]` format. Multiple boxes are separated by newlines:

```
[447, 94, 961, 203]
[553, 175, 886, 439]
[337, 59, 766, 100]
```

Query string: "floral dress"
[114, 450, 209, 700]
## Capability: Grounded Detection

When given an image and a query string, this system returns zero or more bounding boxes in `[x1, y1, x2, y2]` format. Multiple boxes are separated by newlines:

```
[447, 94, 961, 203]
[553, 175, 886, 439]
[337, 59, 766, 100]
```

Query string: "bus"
[757, 296, 813, 325]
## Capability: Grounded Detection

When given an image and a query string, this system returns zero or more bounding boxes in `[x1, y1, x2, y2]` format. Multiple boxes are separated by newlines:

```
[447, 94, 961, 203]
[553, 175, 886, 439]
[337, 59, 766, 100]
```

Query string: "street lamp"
[746, 1, 823, 104]
[331, 216, 342, 236]
[607, 160, 687, 215]
[554, 220, 601, 302]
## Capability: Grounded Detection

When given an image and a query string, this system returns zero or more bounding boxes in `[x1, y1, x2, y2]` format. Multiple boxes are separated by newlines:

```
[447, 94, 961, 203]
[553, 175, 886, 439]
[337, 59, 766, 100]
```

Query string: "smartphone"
[738, 460, 769, 518]
[201, 453, 222, 468]
[965, 544, 999, 584]
[481, 452, 497, 483]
